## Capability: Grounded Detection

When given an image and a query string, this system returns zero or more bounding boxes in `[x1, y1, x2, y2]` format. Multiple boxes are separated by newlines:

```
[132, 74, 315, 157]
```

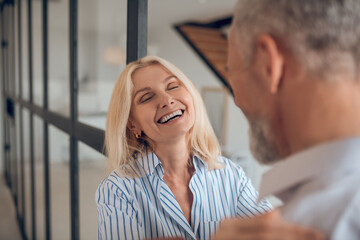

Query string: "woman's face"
[128, 64, 195, 145]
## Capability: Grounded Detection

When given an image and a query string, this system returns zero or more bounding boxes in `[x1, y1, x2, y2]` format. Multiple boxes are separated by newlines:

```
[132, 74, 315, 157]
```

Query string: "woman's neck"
[154, 138, 195, 225]
[154, 138, 192, 179]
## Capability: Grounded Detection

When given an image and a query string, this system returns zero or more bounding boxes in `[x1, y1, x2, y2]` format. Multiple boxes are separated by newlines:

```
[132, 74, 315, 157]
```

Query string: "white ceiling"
[148, 0, 236, 27]
[73, 0, 237, 33]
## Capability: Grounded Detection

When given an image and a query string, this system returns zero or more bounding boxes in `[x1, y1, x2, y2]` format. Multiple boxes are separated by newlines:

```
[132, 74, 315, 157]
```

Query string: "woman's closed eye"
[139, 93, 153, 103]
[167, 82, 180, 90]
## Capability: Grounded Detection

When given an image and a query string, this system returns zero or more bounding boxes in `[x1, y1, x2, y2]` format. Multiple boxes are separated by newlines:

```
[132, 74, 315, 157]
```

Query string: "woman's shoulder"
[95, 170, 141, 204]
[216, 155, 245, 174]
[95, 170, 144, 219]
[97, 171, 126, 192]
[97, 169, 140, 193]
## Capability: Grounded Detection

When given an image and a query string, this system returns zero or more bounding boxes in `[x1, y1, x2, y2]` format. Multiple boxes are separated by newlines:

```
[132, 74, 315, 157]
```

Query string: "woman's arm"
[236, 171, 272, 217]
[96, 180, 144, 240]
[222, 157, 272, 217]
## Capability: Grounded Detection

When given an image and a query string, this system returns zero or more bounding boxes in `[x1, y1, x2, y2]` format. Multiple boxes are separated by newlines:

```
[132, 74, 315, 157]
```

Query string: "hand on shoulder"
[212, 209, 325, 240]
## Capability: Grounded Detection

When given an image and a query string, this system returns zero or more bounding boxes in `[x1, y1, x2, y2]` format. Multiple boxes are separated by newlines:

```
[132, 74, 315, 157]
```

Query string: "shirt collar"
[135, 150, 162, 176]
[192, 154, 208, 172]
[259, 137, 360, 201]
[135, 151, 208, 177]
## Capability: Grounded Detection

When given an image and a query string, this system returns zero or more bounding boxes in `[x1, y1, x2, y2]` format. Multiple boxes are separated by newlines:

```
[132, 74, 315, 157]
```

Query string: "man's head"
[228, 0, 360, 164]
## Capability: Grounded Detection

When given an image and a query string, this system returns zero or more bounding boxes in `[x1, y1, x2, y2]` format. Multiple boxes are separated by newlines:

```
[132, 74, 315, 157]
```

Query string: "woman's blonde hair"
[105, 56, 221, 174]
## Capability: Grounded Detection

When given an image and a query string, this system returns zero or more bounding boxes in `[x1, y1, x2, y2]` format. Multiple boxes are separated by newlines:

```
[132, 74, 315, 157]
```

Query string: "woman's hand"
[212, 210, 325, 240]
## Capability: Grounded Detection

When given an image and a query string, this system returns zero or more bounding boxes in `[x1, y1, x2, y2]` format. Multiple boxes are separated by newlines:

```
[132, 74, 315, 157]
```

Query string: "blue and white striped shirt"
[96, 151, 272, 240]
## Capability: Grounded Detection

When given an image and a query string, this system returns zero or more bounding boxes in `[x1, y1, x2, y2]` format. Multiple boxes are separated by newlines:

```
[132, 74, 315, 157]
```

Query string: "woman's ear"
[127, 118, 141, 135]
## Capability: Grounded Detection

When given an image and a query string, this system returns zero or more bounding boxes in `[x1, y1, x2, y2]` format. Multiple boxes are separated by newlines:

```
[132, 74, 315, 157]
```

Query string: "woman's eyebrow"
[134, 75, 176, 98]
[134, 87, 151, 99]
[164, 75, 176, 83]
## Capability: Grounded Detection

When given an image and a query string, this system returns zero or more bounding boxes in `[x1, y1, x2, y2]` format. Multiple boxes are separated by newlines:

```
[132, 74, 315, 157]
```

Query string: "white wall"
[9, 0, 266, 188]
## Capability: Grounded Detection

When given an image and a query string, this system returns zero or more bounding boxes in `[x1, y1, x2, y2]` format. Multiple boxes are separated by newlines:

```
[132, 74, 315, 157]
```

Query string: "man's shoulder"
[332, 188, 360, 239]
[281, 171, 360, 239]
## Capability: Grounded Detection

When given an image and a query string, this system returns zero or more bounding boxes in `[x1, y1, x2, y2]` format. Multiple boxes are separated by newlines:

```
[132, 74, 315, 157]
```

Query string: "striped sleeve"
[218, 157, 273, 218]
[95, 179, 144, 240]
[235, 166, 273, 218]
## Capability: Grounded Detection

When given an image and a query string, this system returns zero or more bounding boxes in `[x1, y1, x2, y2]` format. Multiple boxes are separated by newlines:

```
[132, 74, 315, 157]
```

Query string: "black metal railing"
[0, 0, 148, 239]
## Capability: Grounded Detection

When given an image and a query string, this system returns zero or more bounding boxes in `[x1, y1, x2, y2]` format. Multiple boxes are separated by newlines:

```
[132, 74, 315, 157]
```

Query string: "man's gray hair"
[233, 0, 360, 76]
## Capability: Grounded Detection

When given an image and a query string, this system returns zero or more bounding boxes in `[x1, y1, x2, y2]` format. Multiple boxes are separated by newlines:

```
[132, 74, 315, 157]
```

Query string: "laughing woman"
[95, 56, 272, 240]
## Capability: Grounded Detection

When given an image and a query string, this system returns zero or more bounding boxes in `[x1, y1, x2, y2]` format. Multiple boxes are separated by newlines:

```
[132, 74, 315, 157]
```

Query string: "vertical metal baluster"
[69, 0, 79, 238]
[27, 0, 36, 239]
[126, 0, 148, 63]
[42, 0, 50, 239]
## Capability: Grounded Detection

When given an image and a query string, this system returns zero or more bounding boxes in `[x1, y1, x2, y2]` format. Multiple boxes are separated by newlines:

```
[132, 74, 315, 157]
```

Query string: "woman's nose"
[159, 93, 174, 108]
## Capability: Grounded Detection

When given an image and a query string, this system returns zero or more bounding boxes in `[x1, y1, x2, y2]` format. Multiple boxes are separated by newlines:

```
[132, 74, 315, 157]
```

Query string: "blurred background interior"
[0, 0, 276, 239]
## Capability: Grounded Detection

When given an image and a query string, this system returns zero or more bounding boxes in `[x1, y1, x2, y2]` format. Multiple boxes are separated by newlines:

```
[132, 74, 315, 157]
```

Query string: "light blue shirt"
[96, 150, 272, 240]
[259, 137, 360, 240]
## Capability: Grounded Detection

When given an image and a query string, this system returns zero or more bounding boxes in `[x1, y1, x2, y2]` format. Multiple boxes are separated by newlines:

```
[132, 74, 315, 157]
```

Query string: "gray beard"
[248, 119, 282, 165]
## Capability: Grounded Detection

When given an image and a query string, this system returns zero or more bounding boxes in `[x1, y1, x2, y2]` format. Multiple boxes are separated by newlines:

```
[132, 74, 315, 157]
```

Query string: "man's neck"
[280, 77, 360, 156]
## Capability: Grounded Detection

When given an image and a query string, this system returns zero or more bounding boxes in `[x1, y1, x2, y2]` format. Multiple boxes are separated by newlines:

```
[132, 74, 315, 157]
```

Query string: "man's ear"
[255, 34, 284, 94]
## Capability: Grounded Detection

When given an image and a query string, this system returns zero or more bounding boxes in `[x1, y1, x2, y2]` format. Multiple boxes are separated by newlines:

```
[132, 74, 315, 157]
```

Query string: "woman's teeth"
[159, 110, 183, 124]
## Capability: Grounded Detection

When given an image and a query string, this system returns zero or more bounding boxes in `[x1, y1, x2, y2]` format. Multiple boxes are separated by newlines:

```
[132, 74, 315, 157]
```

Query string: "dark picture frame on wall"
[174, 16, 233, 94]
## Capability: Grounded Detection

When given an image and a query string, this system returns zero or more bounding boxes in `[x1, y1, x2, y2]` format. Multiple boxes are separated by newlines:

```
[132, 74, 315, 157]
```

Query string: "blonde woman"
[95, 56, 272, 240]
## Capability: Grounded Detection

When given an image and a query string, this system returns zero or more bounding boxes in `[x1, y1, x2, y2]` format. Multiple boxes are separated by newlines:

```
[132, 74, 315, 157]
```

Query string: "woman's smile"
[157, 109, 185, 124]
